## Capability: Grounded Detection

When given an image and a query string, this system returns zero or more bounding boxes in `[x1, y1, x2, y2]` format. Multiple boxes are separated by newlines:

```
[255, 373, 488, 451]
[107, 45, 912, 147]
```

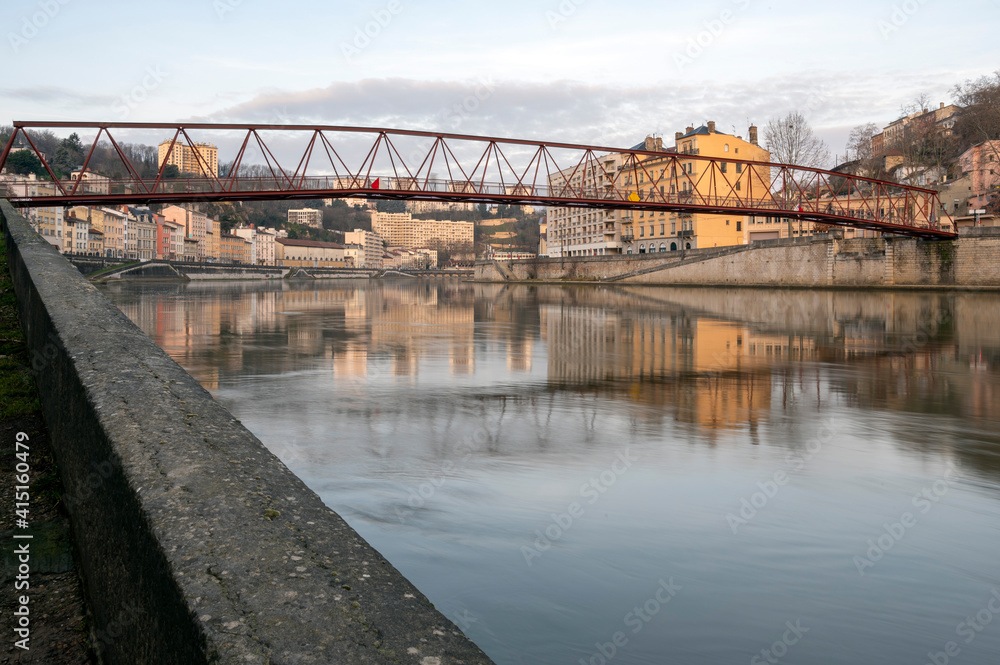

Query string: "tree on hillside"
[6, 150, 48, 177]
[763, 112, 831, 169]
[846, 123, 883, 180]
[52, 133, 84, 176]
[376, 199, 405, 213]
[953, 71, 1000, 149]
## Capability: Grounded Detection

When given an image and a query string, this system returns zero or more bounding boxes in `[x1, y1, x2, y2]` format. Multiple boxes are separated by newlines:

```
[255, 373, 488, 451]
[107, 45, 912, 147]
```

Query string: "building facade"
[162, 205, 210, 260]
[958, 140, 1000, 212]
[157, 140, 219, 177]
[344, 229, 384, 268]
[287, 208, 323, 228]
[275, 238, 347, 267]
[546, 147, 631, 257]
[220, 233, 252, 263]
[370, 211, 473, 249]
[630, 124, 770, 253]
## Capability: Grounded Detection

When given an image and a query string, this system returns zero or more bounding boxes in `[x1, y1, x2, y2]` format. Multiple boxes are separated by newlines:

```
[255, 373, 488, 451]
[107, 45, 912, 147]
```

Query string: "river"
[100, 279, 1000, 665]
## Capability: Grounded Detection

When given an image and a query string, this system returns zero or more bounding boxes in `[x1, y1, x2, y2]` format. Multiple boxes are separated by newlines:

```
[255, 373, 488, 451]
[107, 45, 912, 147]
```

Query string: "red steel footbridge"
[0, 121, 955, 239]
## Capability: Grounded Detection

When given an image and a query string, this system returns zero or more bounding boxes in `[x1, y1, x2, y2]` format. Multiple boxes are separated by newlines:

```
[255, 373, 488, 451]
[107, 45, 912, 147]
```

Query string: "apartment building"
[157, 140, 219, 177]
[126, 207, 157, 260]
[287, 208, 323, 228]
[547, 125, 770, 255]
[233, 226, 276, 265]
[157, 217, 184, 260]
[220, 233, 252, 263]
[344, 229, 384, 268]
[958, 140, 1000, 212]
[623, 124, 770, 252]
[69, 169, 110, 194]
[370, 211, 473, 248]
[162, 205, 210, 260]
[871, 102, 961, 154]
[28, 204, 65, 251]
[546, 148, 631, 256]
[256, 229, 275, 266]
[87, 227, 104, 255]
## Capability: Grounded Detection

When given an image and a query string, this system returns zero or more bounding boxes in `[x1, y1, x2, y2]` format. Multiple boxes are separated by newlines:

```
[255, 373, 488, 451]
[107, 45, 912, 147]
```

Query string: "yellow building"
[29, 204, 65, 251]
[157, 140, 219, 178]
[621, 122, 771, 252]
[220, 233, 251, 263]
[370, 211, 473, 249]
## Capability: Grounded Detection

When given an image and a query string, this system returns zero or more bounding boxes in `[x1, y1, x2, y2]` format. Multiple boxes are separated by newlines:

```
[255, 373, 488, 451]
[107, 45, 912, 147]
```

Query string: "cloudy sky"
[2, 0, 997, 165]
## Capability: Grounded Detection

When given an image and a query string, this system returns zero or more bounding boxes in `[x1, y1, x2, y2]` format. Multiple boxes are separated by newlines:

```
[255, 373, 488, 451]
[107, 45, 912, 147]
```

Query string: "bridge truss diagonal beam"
[0, 121, 955, 240]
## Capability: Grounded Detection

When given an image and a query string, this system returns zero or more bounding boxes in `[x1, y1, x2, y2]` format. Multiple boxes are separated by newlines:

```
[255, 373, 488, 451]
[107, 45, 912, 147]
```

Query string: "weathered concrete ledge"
[2, 199, 494, 664]
[477, 231, 1000, 288]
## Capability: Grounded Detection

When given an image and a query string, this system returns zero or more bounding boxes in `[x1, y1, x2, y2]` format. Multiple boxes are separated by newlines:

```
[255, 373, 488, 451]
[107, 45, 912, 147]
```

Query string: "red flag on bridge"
[371, 177, 380, 189]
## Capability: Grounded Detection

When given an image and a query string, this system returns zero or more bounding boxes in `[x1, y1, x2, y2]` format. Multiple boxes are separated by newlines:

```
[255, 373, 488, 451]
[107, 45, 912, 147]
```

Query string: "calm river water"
[101, 279, 1000, 665]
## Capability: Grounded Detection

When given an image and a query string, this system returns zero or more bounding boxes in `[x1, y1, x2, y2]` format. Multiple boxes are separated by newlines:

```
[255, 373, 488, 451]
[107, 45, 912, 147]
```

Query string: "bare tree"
[952, 71, 1000, 213]
[763, 112, 831, 235]
[763, 111, 831, 168]
[953, 71, 1000, 148]
[846, 123, 883, 180]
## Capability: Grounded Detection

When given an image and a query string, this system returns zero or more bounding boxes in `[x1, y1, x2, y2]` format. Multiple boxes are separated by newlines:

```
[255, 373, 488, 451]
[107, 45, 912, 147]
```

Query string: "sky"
[1, 0, 998, 166]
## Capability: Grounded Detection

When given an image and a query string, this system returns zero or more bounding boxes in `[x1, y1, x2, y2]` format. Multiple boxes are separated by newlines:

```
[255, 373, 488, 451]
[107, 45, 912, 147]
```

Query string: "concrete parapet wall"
[477, 235, 1000, 288]
[2, 200, 493, 664]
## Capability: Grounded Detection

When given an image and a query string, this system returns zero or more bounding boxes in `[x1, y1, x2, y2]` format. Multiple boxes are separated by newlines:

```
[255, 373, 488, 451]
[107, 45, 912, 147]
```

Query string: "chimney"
[707, 121, 716, 133]
[675, 131, 683, 141]
[749, 125, 758, 146]
[940, 102, 944, 109]
[685, 126, 694, 134]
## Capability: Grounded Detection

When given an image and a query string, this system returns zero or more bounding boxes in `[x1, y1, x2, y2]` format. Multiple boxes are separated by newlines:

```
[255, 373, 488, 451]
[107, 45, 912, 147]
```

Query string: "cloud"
[0, 86, 116, 109]
[196, 70, 962, 153]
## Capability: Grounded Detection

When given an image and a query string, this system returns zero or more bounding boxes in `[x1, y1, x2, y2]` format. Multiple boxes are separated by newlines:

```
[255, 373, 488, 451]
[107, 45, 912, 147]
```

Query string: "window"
[724, 144, 729, 152]
[736, 163, 743, 173]
[660, 224, 665, 234]
[726, 219, 730, 225]
[736, 221, 742, 231]
[735, 182, 742, 191]
[721, 162, 728, 173]
[660, 243, 666, 252]
[671, 242, 677, 250]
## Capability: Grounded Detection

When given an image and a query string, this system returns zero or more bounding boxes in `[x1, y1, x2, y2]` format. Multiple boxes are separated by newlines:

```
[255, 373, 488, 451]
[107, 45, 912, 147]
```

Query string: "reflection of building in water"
[332, 344, 369, 377]
[339, 284, 476, 376]
[507, 337, 533, 372]
[542, 303, 831, 429]
[121, 283, 479, 382]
